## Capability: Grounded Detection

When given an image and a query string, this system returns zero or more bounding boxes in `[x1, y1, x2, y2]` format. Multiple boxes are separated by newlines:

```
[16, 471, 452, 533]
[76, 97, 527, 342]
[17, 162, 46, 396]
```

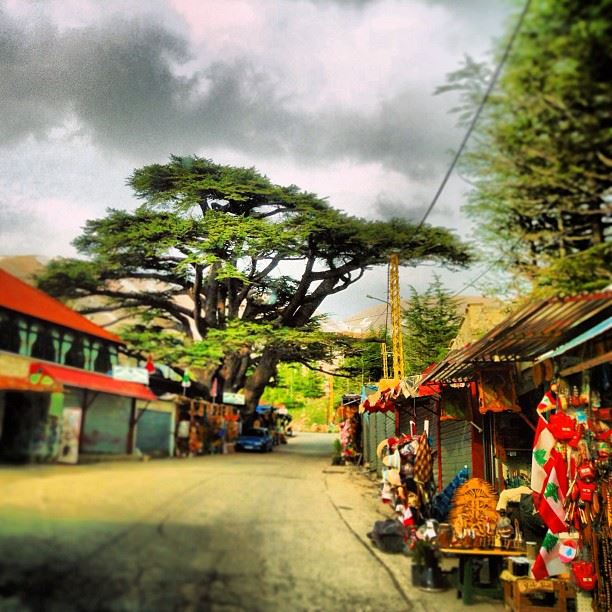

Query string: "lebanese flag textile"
[537, 390, 557, 413]
[531, 531, 566, 579]
[531, 415, 556, 494]
[538, 448, 569, 534]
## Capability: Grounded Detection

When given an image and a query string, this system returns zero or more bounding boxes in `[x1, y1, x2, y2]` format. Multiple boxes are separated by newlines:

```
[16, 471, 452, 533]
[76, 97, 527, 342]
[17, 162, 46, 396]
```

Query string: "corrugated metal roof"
[422, 292, 612, 383]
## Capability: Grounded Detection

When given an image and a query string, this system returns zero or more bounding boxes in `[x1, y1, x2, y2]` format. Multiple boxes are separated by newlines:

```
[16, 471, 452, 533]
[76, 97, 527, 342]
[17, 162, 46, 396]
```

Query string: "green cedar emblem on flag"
[534, 449, 547, 467]
[542, 531, 558, 553]
[544, 482, 559, 503]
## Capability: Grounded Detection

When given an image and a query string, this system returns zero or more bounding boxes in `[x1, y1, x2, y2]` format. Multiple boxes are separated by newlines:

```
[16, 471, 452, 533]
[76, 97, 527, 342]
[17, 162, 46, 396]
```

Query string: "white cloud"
[0, 0, 513, 317]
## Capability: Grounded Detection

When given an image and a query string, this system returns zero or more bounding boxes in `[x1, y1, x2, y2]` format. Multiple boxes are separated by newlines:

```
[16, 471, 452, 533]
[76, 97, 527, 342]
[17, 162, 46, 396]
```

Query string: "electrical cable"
[449, 234, 526, 297]
[416, 0, 532, 230]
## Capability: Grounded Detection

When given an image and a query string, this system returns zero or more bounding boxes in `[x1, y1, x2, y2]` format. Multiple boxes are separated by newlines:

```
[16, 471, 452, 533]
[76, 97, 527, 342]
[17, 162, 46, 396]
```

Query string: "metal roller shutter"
[440, 420, 472, 487]
[384, 411, 396, 439]
[375, 411, 388, 475]
[81, 393, 131, 454]
[362, 412, 370, 463]
[366, 413, 376, 468]
[136, 409, 172, 456]
[398, 404, 414, 437]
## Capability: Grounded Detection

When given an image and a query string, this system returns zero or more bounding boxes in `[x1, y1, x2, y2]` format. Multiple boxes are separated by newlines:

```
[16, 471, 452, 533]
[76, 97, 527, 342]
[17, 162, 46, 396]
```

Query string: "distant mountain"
[0, 255, 48, 283]
[0, 255, 193, 336]
[323, 295, 503, 337]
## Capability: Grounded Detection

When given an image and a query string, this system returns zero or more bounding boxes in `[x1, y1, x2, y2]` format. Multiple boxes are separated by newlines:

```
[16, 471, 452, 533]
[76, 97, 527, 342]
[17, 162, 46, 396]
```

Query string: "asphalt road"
[0, 433, 413, 612]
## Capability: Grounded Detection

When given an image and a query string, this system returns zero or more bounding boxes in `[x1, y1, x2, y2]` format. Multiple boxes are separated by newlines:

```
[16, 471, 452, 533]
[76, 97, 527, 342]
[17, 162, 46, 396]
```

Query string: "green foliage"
[403, 276, 462, 375]
[439, 0, 612, 296]
[339, 329, 388, 390]
[38, 155, 471, 408]
[260, 362, 326, 405]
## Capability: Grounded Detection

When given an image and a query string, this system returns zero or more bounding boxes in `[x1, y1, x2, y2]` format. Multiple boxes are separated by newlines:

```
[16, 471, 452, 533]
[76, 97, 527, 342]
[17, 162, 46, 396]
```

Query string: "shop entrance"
[0, 391, 48, 462]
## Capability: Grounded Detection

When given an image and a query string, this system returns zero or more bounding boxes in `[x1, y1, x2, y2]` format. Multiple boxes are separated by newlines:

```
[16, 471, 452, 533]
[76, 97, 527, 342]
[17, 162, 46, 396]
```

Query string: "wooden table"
[440, 548, 526, 606]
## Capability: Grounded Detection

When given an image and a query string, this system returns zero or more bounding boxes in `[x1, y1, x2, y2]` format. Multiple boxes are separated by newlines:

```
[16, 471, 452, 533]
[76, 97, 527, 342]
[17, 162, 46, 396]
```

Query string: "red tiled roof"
[0, 268, 122, 344]
[29, 362, 156, 401]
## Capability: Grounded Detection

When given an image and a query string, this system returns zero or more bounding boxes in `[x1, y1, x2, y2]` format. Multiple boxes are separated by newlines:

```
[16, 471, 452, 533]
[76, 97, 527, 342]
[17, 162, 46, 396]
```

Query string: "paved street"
[0, 433, 503, 612]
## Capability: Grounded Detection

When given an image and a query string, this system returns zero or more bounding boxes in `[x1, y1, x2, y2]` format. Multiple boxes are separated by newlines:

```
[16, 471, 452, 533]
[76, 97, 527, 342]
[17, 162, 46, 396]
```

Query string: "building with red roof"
[0, 268, 122, 344]
[0, 268, 157, 463]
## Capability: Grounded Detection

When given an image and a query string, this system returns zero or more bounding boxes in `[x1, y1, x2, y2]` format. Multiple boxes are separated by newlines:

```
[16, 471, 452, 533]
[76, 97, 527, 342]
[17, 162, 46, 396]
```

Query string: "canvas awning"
[536, 316, 612, 361]
[422, 291, 612, 384]
[29, 363, 157, 401]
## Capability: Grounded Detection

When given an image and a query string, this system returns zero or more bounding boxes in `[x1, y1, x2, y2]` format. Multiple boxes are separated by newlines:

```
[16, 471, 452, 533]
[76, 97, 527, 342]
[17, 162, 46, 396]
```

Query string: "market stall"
[416, 291, 611, 609]
[335, 399, 362, 464]
[174, 398, 241, 455]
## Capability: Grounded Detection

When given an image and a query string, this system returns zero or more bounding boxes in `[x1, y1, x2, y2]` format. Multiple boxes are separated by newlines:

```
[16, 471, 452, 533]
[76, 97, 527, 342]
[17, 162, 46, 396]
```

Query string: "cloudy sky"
[0, 0, 514, 320]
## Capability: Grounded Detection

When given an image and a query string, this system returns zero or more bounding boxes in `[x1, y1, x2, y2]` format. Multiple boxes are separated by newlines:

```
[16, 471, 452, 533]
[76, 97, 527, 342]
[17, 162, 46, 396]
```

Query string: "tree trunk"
[223, 348, 250, 392]
[243, 346, 278, 412]
[193, 263, 205, 337]
[204, 262, 220, 327]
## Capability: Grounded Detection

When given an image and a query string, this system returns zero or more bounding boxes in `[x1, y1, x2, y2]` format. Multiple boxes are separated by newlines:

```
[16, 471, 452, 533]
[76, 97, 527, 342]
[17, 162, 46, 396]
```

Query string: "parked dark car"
[236, 428, 274, 453]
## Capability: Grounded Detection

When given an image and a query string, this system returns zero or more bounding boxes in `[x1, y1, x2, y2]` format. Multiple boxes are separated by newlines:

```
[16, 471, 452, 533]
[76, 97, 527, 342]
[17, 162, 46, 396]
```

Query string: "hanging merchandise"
[414, 433, 433, 485]
[373, 426, 438, 554]
[527, 378, 612, 612]
[531, 415, 556, 494]
[537, 448, 568, 534]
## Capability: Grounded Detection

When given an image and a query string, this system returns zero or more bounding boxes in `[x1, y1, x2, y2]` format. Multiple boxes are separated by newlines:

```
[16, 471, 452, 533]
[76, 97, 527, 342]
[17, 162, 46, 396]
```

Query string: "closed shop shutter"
[440, 420, 471, 488]
[398, 404, 414, 437]
[375, 411, 388, 475]
[136, 409, 172, 456]
[363, 413, 375, 467]
[384, 411, 396, 439]
[366, 413, 375, 467]
[82, 393, 131, 454]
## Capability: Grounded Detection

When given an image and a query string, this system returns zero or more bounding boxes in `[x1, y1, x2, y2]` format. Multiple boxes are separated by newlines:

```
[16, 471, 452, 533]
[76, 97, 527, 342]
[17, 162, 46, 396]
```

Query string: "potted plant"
[410, 525, 446, 591]
[331, 439, 344, 465]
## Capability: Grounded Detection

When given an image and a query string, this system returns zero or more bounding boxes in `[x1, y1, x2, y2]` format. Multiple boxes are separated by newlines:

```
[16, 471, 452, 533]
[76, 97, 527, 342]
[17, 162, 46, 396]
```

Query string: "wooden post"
[126, 397, 136, 454]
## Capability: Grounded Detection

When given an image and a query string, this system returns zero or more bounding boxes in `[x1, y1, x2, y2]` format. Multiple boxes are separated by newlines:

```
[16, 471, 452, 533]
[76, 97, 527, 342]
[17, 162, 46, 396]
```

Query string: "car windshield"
[244, 429, 265, 437]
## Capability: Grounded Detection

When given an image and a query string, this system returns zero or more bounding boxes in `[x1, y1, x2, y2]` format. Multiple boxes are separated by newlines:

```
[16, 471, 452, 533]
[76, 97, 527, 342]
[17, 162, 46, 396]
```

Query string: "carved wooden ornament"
[448, 477, 499, 536]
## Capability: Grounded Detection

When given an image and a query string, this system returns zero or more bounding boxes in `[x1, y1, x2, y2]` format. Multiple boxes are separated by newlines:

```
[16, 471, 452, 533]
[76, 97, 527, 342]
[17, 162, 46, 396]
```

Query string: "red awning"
[29, 363, 157, 401]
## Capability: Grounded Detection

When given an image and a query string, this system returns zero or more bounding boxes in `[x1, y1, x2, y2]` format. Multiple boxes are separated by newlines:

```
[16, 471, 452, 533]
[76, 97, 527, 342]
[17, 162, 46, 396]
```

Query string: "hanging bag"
[572, 560, 597, 591]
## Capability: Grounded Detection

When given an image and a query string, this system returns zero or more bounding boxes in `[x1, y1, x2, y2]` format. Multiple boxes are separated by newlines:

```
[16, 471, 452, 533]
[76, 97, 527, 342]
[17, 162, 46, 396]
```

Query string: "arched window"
[65, 336, 85, 368]
[31, 325, 56, 361]
[94, 343, 112, 374]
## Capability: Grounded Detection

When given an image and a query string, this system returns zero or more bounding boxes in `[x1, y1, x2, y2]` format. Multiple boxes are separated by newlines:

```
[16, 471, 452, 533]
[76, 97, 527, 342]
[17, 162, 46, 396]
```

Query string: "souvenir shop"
[175, 397, 241, 456]
[365, 291, 611, 609]
[336, 394, 362, 464]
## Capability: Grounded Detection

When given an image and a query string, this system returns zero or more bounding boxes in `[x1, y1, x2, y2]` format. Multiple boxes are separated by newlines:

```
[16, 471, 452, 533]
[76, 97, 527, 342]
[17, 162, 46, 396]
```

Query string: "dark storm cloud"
[0, 9, 460, 179]
[374, 194, 426, 221]
[302, 89, 456, 179]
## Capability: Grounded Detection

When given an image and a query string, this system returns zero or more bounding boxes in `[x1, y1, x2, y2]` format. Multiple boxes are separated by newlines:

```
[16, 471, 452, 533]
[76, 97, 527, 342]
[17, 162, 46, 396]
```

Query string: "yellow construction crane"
[389, 253, 405, 381]
[377, 253, 404, 390]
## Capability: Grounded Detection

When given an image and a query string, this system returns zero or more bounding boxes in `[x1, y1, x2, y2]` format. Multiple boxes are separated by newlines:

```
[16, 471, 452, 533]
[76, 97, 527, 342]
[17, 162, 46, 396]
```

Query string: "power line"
[449, 235, 526, 297]
[416, 0, 532, 229]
